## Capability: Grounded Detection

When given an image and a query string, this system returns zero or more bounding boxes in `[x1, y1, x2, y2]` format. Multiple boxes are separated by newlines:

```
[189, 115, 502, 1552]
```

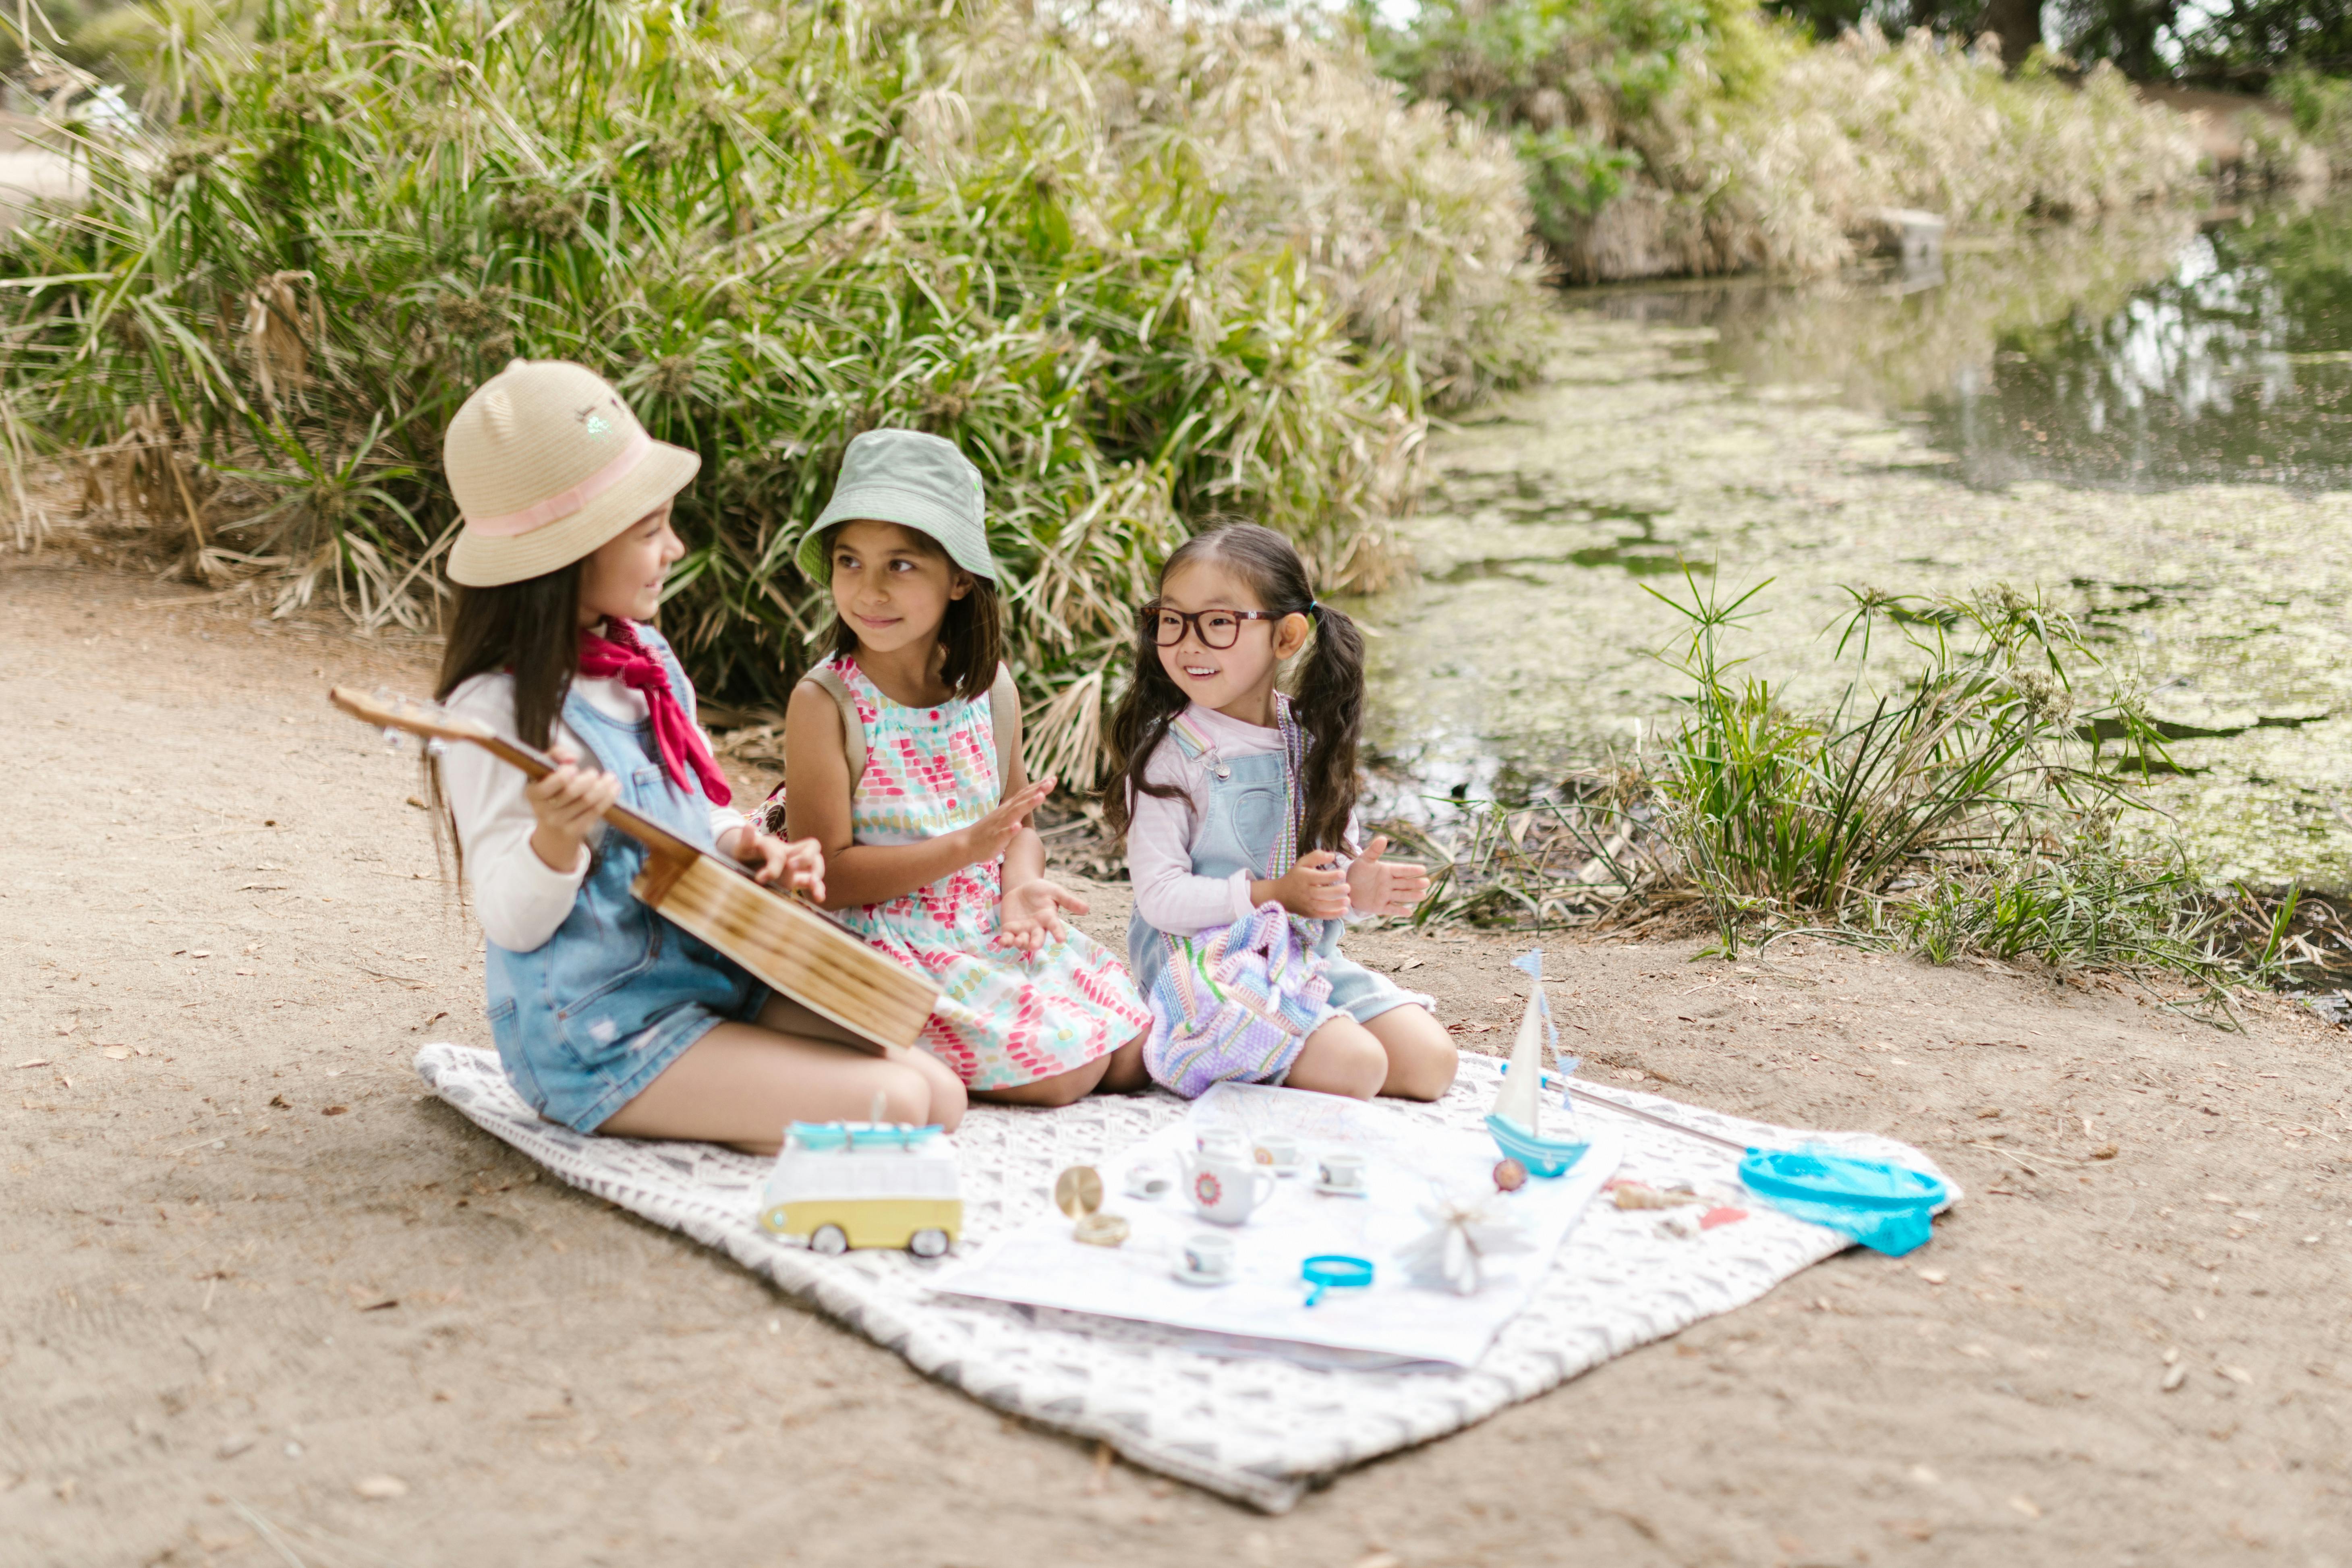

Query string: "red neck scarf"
[576, 619, 733, 807]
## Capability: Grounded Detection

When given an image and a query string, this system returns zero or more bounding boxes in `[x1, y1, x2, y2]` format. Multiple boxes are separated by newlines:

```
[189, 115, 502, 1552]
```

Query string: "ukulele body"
[630, 845, 937, 1052]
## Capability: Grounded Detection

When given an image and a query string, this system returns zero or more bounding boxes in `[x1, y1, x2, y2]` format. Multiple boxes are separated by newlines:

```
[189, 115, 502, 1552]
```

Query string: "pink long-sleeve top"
[1125, 703, 1355, 936]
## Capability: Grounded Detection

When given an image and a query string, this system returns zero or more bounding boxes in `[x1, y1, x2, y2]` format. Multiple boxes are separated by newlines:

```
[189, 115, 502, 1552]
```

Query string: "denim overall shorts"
[483, 630, 766, 1131]
[1125, 735, 1432, 1030]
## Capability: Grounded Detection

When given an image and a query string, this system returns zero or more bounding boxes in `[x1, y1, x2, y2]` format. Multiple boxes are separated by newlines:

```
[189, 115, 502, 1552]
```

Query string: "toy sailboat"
[1485, 951, 1590, 1178]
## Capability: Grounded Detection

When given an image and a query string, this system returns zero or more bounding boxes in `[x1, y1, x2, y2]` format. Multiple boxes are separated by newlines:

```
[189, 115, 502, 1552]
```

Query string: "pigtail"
[1101, 608, 1192, 843]
[1290, 602, 1365, 855]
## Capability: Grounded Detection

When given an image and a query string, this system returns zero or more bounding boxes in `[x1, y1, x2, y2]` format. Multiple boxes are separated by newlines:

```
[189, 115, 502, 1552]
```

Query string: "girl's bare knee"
[1096, 1030, 1152, 1094]
[1384, 1047, 1458, 1101]
[875, 1063, 935, 1127]
[1373, 1009, 1459, 1101]
[924, 1062, 968, 1131]
[1289, 1019, 1386, 1100]
[1019, 1067, 1096, 1109]
[1337, 1049, 1387, 1099]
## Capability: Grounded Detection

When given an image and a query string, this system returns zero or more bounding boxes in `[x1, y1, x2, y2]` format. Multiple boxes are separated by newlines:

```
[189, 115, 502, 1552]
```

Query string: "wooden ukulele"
[332, 686, 940, 1053]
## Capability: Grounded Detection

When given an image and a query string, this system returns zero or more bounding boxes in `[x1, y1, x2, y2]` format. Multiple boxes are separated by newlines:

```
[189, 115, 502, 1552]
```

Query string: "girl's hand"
[721, 824, 828, 900]
[999, 878, 1089, 953]
[525, 744, 619, 873]
[775, 835, 827, 900]
[1259, 849, 1349, 920]
[952, 776, 1055, 868]
[1344, 835, 1429, 918]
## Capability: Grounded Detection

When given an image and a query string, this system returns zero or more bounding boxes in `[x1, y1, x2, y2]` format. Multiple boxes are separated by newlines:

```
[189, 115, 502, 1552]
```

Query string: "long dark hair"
[820, 522, 1003, 700]
[423, 561, 584, 885]
[1103, 522, 1366, 856]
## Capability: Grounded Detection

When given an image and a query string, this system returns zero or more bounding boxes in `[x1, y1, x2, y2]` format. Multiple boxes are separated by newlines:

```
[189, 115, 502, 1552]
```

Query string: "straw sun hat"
[444, 360, 701, 588]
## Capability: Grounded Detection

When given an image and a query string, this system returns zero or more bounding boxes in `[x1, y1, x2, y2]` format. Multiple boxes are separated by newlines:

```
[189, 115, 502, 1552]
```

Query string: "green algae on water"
[1356, 213, 2352, 893]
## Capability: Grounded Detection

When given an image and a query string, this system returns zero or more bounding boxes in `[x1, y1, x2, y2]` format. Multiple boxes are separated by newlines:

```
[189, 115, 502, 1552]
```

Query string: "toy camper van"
[759, 1121, 962, 1257]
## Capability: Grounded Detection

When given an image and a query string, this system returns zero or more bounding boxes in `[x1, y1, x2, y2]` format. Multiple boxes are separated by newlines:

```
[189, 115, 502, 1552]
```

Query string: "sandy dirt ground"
[4, 555, 2349, 1568]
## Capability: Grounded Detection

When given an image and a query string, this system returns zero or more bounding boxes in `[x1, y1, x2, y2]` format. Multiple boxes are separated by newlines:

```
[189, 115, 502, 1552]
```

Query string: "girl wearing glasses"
[1105, 524, 1459, 1101]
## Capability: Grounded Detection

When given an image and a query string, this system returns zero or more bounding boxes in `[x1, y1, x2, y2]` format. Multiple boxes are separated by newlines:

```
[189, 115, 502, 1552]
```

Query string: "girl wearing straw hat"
[425, 362, 965, 1145]
[782, 430, 1152, 1105]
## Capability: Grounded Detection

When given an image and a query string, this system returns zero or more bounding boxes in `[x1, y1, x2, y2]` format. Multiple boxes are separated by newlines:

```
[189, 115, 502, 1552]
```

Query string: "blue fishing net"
[1738, 1147, 1949, 1256]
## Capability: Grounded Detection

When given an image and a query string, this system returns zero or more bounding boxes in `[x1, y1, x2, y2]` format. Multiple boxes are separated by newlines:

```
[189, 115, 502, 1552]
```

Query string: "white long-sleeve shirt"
[1125, 703, 1355, 936]
[443, 672, 746, 953]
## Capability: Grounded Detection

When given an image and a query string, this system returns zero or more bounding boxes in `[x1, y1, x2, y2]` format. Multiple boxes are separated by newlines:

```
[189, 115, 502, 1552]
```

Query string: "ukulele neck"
[465, 729, 701, 864]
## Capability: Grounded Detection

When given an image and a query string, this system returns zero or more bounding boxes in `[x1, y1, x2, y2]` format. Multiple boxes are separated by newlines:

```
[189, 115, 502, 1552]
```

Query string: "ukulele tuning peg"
[381, 726, 404, 752]
[423, 738, 448, 758]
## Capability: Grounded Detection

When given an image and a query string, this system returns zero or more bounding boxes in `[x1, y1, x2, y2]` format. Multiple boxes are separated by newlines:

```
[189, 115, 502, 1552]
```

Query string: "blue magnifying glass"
[1300, 1254, 1374, 1307]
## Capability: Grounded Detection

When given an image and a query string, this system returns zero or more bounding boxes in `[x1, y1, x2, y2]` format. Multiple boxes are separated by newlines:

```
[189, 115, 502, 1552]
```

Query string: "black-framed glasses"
[1142, 605, 1283, 649]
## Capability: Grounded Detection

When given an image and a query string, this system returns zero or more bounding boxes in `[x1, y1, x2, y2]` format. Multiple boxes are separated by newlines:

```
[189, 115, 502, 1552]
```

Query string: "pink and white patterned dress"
[825, 654, 1148, 1090]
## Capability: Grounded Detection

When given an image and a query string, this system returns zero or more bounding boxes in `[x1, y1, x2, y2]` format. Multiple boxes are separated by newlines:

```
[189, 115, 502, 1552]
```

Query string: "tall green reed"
[1382, 569, 2222, 998]
[1647, 568, 2173, 955]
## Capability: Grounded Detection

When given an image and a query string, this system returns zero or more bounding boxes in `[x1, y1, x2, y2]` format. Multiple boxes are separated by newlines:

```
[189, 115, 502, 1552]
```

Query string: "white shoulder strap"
[800, 667, 865, 786]
[987, 663, 1017, 801]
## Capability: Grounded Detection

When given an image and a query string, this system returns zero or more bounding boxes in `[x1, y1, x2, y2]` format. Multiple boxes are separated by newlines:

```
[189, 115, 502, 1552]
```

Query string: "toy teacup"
[1252, 1132, 1303, 1174]
[1315, 1151, 1368, 1197]
[1194, 1127, 1247, 1162]
[1172, 1232, 1237, 1286]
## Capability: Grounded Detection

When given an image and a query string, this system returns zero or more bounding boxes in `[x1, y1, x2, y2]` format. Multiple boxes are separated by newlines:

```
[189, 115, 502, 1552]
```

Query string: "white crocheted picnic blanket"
[413, 1043, 1955, 1512]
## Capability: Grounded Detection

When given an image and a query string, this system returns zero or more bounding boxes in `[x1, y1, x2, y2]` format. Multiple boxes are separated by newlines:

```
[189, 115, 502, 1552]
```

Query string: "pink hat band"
[463, 427, 653, 539]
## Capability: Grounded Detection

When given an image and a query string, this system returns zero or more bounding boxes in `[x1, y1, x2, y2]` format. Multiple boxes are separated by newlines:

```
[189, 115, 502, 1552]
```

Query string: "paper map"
[930, 1081, 1621, 1368]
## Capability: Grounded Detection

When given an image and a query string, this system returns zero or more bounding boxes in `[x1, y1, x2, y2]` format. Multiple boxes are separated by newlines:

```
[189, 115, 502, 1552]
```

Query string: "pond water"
[1355, 197, 2352, 891]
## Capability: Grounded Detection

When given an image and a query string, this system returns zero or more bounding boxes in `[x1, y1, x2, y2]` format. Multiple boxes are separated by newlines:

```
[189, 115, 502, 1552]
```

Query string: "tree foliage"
[1763, 0, 2352, 84]
[1370, 1, 2193, 282]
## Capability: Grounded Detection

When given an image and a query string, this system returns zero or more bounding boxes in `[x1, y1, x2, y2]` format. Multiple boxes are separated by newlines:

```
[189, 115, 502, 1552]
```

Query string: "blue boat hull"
[1487, 1113, 1589, 1178]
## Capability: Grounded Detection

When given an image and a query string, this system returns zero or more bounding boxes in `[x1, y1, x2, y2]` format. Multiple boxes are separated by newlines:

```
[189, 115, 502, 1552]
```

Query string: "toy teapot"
[1180, 1146, 1277, 1226]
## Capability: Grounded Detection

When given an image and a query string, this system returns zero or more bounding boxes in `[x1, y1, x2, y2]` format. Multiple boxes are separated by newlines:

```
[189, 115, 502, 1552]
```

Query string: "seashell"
[1612, 1181, 1671, 1210]
[1072, 1211, 1130, 1247]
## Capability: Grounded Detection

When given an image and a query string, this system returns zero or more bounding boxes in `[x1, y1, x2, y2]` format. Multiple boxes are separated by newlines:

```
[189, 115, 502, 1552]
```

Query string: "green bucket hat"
[796, 429, 999, 583]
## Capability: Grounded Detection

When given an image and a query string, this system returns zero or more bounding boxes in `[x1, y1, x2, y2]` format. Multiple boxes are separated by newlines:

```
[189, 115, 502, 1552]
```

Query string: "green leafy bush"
[1372, 2, 2200, 282]
[0, 0, 1538, 777]
[2274, 67, 2352, 167]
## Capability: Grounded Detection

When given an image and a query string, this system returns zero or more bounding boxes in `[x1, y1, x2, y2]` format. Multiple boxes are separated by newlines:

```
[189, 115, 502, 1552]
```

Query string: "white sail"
[1489, 953, 1548, 1132]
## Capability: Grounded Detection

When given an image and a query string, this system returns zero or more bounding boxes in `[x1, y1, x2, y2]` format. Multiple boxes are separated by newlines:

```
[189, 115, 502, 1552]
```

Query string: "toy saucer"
[1171, 1261, 1234, 1287]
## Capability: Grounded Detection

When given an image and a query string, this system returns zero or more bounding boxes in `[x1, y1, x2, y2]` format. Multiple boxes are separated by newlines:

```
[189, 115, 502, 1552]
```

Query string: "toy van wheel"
[761, 1206, 792, 1234]
[810, 1224, 849, 1256]
[908, 1228, 949, 1259]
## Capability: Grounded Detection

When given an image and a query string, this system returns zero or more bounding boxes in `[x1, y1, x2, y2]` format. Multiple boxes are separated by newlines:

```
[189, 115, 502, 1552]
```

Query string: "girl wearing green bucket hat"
[420, 363, 965, 1146]
[781, 429, 1152, 1104]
